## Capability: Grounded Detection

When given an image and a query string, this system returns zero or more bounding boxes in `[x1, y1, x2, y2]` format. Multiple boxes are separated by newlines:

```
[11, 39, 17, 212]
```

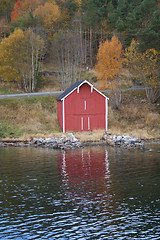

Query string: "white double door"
[81, 116, 90, 131]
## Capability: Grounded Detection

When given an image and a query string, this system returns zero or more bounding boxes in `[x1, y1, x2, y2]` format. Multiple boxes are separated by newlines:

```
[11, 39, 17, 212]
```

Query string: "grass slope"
[0, 90, 159, 141]
[0, 96, 61, 139]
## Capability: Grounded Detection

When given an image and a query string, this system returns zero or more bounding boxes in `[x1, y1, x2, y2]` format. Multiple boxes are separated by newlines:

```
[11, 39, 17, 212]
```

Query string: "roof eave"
[60, 80, 87, 101]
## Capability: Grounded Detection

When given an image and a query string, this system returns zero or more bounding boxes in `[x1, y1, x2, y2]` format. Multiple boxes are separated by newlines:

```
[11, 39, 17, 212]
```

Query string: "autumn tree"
[11, 0, 22, 22]
[11, 11, 39, 29]
[94, 35, 123, 88]
[141, 49, 160, 103]
[124, 39, 160, 103]
[124, 39, 142, 81]
[0, 28, 44, 92]
[33, 1, 60, 38]
[11, 0, 45, 22]
[94, 35, 123, 108]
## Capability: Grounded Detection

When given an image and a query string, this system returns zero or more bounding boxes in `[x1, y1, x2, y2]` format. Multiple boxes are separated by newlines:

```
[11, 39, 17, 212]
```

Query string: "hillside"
[0, 0, 160, 93]
[0, 0, 159, 141]
[0, 89, 159, 141]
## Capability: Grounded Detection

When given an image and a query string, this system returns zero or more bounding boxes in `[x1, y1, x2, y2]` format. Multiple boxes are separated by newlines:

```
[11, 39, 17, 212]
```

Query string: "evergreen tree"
[81, 0, 107, 29]
[63, 0, 79, 18]
[138, 8, 160, 51]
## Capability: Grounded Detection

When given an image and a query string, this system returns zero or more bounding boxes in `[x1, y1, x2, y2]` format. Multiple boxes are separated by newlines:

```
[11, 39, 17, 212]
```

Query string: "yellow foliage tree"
[124, 39, 160, 103]
[94, 35, 123, 90]
[0, 28, 44, 92]
[141, 48, 159, 88]
[124, 39, 140, 73]
[141, 48, 160, 103]
[33, 1, 60, 39]
[0, 28, 25, 82]
[34, 1, 60, 26]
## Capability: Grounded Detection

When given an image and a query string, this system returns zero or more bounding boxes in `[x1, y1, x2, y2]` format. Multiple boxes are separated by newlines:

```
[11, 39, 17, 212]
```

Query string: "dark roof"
[57, 80, 86, 100]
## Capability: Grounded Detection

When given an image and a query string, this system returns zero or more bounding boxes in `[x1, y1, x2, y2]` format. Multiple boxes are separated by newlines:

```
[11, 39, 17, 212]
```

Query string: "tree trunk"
[31, 31, 35, 92]
[90, 28, 93, 68]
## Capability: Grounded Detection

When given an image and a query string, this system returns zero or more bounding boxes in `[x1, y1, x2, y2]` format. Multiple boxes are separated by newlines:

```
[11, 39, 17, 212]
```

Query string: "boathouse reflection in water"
[58, 148, 110, 195]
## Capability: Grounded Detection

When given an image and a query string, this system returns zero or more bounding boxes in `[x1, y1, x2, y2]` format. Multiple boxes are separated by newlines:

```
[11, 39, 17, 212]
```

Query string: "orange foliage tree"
[11, 0, 45, 22]
[11, 0, 22, 22]
[94, 35, 123, 90]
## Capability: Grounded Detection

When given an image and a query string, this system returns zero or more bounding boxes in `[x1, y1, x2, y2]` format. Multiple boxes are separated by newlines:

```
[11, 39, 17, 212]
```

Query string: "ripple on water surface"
[0, 145, 160, 239]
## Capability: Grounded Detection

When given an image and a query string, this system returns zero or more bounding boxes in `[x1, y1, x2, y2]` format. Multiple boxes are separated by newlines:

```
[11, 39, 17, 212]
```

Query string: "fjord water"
[0, 144, 160, 239]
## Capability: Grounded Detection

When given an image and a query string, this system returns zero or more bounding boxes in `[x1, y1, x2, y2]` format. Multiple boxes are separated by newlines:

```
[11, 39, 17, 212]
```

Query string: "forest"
[0, 0, 160, 104]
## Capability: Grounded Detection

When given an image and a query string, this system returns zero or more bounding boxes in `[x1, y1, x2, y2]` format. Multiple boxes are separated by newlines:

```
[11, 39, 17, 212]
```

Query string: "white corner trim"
[91, 86, 93, 92]
[77, 87, 79, 93]
[62, 99, 65, 133]
[105, 98, 108, 131]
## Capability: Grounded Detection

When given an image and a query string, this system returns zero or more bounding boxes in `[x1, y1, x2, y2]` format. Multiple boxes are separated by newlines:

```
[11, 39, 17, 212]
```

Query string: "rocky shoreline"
[0, 132, 150, 151]
[30, 133, 83, 150]
[0, 133, 83, 150]
[103, 132, 145, 150]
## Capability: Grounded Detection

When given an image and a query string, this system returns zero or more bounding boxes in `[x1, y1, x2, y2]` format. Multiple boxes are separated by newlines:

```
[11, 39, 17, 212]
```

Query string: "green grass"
[0, 86, 9, 94]
[0, 122, 22, 138]
[0, 82, 19, 95]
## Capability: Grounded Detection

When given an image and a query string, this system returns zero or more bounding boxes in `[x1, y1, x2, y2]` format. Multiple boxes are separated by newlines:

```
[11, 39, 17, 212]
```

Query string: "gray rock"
[104, 132, 145, 150]
[29, 133, 83, 151]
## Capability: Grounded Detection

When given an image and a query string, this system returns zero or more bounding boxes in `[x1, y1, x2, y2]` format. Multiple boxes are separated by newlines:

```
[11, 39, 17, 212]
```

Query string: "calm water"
[0, 144, 160, 239]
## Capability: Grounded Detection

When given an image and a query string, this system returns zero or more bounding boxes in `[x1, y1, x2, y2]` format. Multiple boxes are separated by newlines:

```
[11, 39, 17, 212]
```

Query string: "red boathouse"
[57, 80, 109, 133]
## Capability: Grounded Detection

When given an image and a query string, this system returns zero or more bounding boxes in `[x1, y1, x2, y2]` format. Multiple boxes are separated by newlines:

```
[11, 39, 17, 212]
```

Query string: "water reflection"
[0, 145, 160, 239]
[59, 148, 110, 191]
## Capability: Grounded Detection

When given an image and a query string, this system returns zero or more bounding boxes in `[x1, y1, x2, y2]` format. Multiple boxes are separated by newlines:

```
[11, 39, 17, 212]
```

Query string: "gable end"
[57, 80, 109, 101]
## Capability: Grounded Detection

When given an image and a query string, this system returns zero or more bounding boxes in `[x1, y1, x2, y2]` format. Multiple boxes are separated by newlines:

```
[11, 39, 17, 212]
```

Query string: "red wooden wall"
[57, 83, 106, 132]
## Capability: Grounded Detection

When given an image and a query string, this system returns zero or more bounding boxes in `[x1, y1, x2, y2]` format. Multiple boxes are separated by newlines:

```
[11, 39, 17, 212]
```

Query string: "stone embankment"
[0, 132, 145, 150]
[0, 133, 83, 150]
[104, 132, 145, 150]
[30, 133, 83, 150]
